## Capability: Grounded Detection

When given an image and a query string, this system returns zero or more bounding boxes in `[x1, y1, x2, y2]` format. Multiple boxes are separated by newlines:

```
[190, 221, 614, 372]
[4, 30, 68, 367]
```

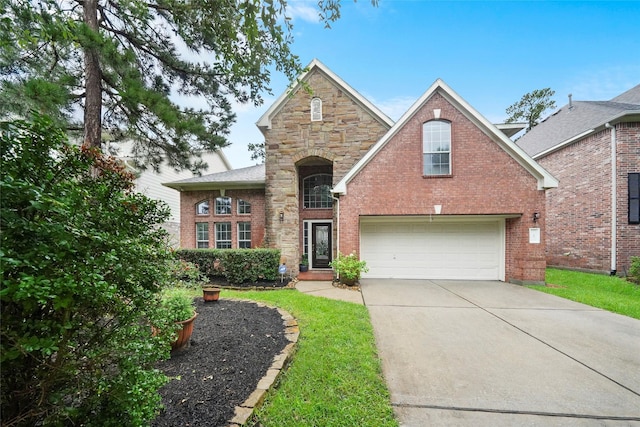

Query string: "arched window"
[303, 174, 332, 209]
[423, 120, 451, 175]
[196, 200, 209, 215]
[311, 97, 322, 121]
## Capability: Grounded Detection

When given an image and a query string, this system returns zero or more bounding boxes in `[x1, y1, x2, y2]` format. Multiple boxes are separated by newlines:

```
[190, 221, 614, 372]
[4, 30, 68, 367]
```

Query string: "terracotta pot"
[171, 312, 198, 351]
[202, 287, 221, 302]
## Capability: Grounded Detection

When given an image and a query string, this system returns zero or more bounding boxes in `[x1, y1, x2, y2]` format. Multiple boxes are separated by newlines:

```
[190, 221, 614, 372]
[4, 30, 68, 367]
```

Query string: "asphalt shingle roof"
[517, 84, 640, 157]
[163, 164, 265, 189]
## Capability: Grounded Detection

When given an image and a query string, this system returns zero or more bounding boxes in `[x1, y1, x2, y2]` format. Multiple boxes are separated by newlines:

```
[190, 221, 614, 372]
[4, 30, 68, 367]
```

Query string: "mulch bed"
[151, 298, 290, 427]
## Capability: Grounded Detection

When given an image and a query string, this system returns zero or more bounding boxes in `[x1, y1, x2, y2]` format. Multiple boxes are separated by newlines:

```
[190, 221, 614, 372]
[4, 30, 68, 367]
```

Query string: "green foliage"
[176, 248, 281, 284]
[330, 252, 369, 281]
[300, 254, 309, 266]
[159, 288, 196, 323]
[223, 289, 397, 427]
[0, 0, 376, 171]
[529, 269, 640, 319]
[168, 258, 208, 289]
[505, 87, 557, 132]
[629, 256, 640, 284]
[0, 114, 176, 426]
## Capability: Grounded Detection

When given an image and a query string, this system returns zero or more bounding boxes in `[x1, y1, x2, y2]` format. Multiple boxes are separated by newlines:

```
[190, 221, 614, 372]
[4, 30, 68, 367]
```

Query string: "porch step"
[297, 270, 334, 281]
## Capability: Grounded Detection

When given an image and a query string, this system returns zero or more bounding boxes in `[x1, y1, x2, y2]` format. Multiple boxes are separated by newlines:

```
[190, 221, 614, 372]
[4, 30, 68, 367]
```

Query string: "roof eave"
[162, 181, 265, 192]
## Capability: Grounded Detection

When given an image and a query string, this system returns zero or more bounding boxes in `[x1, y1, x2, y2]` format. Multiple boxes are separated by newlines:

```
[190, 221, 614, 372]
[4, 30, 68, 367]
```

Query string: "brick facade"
[537, 122, 639, 274]
[338, 92, 548, 283]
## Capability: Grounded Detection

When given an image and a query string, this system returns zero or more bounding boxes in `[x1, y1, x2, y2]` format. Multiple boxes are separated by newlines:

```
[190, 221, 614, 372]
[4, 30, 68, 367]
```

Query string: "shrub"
[629, 257, 640, 285]
[330, 252, 369, 282]
[160, 288, 197, 323]
[1, 114, 176, 426]
[176, 248, 281, 284]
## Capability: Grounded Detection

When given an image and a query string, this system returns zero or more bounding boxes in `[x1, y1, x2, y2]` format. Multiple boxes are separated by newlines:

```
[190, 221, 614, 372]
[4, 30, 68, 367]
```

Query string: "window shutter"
[629, 173, 640, 224]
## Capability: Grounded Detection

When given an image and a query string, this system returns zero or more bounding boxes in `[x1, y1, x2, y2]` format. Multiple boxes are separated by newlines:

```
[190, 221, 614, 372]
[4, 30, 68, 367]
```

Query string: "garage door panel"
[360, 219, 503, 280]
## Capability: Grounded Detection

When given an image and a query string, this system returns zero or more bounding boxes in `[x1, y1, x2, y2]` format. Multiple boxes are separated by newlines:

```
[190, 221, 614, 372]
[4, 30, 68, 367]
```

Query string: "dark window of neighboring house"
[238, 222, 251, 248]
[238, 199, 251, 214]
[196, 200, 209, 215]
[215, 197, 232, 215]
[303, 174, 333, 209]
[630, 173, 640, 224]
[215, 222, 232, 249]
[423, 120, 451, 175]
[196, 222, 209, 248]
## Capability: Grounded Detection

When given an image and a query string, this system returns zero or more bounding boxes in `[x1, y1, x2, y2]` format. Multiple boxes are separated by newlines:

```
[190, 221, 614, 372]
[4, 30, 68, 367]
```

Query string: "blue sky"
[222, 0, 640, 169]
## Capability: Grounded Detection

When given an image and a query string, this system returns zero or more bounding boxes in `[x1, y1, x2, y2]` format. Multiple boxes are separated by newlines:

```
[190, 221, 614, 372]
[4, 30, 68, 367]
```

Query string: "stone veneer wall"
[262, 69, 390, 270]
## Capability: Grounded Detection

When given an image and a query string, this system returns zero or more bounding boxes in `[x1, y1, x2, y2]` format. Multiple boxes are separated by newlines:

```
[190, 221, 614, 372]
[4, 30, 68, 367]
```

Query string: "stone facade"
[261, 68, 391, 268]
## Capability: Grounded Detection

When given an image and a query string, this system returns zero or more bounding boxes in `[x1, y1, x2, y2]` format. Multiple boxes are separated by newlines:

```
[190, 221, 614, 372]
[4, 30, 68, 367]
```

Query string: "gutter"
[605, 122, 617, 275]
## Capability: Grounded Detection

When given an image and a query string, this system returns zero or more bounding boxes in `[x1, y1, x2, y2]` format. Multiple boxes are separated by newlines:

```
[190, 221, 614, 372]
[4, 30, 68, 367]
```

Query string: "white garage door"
[360, 218, 504, 280]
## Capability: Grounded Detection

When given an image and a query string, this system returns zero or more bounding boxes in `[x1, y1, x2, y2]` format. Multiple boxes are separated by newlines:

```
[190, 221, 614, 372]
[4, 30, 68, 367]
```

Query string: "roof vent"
[568, 94, 574, 111]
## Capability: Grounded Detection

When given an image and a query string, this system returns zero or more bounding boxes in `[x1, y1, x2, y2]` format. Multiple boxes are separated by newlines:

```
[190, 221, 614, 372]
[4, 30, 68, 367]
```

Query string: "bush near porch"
[175, 249, 281, 285]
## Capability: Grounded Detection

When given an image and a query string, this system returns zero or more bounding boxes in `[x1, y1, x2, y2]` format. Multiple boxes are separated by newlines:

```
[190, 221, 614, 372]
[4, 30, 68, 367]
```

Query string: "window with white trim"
[196, 200, 209, 215]
[238, 222, 251, 248]
[311, 97, 322, 121]
[238, 199, 251, 215]
[215, 197, 232, 215]
[303, 174, 333, 209]
[629, 173, 640, 224]
[196, 222, 209, 248]
[423, 120, 451, 175]
[215, 222, 232, 249]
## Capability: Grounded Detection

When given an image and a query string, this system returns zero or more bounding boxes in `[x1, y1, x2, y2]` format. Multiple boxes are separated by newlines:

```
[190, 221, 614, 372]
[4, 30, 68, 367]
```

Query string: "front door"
[311, 223, 332, 268]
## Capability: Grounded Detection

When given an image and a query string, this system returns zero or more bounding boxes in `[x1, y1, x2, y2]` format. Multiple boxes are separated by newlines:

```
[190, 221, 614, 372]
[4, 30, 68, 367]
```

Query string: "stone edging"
[227, 301, 299, 426]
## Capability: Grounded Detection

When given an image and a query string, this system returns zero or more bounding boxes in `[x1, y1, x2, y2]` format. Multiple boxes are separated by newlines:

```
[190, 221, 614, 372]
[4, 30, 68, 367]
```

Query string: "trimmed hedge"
[175, 249, 281, 284]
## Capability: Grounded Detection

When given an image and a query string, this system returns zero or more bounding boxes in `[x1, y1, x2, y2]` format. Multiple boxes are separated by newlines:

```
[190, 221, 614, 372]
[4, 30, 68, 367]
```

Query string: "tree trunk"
[83, 0, 102, 149]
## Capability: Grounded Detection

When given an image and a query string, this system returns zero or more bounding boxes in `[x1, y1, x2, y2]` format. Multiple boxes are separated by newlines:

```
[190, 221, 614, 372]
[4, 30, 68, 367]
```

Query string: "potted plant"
[329, 252, 369, 286]
[202, 287, 221, 302]
[160, 288, 198, 351]
[299, 254, 309, 273]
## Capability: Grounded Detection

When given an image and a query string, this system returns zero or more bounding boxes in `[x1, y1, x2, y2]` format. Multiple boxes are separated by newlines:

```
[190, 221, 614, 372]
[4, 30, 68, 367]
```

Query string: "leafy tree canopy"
[505, 87, 556, 132]
[0, 0, 369, 172]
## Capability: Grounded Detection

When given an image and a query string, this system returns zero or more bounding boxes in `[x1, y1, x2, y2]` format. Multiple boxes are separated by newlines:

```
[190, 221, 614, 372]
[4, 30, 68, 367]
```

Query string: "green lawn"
[224, 289, 398, 427]
[529, 269, 640, 320]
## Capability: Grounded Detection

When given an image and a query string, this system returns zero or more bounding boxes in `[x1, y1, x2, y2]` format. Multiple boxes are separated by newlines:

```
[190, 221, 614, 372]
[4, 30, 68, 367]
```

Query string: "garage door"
[360, 218, 504, 280]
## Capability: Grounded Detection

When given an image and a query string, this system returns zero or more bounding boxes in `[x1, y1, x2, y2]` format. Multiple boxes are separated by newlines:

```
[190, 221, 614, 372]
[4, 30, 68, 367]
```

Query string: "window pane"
[215, 197, 232, 215]
[196, 222, 209, 248]
[196, 200, 209, 215]
[423, 121, 451, 175]
[303, 174, 333, 209]
[238, 222, 251, 248]
[215, 222, 232, 249]
[238, 199, 251, 214]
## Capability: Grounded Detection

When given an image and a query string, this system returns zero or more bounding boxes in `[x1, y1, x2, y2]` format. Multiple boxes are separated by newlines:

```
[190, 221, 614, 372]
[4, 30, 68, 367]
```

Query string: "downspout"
[606, 122, 617, 275]
[331, 195, 340, 279]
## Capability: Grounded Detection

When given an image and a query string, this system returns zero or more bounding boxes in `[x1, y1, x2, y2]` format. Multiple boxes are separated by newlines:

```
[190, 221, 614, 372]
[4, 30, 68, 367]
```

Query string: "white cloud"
[286, 1, 321, 23]
[565, 65, 640, 101]
[366, 95, 416, 122]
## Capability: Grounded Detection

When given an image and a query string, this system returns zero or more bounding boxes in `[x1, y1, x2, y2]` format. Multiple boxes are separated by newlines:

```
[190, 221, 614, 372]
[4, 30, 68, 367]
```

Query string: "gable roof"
[333, 79, 558, 194]
[256, 58, 395, 131]
[517, 84, 640, 159]
[163, 164, 265, 191]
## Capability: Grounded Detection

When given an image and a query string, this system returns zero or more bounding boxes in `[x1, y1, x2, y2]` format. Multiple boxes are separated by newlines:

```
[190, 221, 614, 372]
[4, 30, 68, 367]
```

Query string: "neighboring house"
[516, 85, 640, 275]
[165, 59, 557, 284]
[112, 141, 232, 245]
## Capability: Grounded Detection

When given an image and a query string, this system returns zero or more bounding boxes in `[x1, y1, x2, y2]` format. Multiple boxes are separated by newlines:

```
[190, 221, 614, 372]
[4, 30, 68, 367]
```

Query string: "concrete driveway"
[360, 279, 640, 426]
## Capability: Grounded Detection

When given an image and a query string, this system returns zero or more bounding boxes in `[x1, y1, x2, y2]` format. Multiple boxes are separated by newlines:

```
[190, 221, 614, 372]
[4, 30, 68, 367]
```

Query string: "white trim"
[333, 79, 558, 194]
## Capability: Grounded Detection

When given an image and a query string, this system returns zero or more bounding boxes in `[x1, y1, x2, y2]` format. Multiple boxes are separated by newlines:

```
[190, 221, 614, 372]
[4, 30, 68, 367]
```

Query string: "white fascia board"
[256, 59, 394, 131]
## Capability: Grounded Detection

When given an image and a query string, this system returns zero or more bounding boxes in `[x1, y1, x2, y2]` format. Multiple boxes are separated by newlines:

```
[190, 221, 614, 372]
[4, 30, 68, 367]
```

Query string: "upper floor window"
[629, 173, 640, 224]
[215, 197, 232, 215]
[311, 97, 322, 121]
[196, 200, 209, 215]
[423, 120, 451, 176]
[303, 174, 333, 209]
[238, 199, 251, 215]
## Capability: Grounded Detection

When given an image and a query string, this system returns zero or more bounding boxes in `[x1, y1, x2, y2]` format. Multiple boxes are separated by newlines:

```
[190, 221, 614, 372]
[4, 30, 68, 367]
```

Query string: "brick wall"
[538, 122, 639, 274]
[179, 189, 265, 249]
[338, 92, 548, 283]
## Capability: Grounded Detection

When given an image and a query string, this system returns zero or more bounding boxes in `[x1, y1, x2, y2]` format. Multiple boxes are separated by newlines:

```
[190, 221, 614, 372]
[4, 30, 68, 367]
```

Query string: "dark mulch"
[152, 298, 290, 427]
[206, 278, 294, 290]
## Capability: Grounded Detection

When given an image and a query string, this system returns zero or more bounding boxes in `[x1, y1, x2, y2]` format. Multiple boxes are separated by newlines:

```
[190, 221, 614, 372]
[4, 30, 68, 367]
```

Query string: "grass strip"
[528, 269, 640, 320]
[224, 289, 398, 427]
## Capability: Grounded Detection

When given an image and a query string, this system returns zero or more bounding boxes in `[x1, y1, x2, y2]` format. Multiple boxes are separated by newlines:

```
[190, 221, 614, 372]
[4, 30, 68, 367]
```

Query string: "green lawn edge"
[224, 289, 398, 427]
[528, 268, 640, 320]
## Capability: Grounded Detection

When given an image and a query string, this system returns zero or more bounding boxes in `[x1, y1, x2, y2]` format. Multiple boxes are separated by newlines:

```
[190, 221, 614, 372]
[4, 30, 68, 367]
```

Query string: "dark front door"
[311, 223, 332, 269]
